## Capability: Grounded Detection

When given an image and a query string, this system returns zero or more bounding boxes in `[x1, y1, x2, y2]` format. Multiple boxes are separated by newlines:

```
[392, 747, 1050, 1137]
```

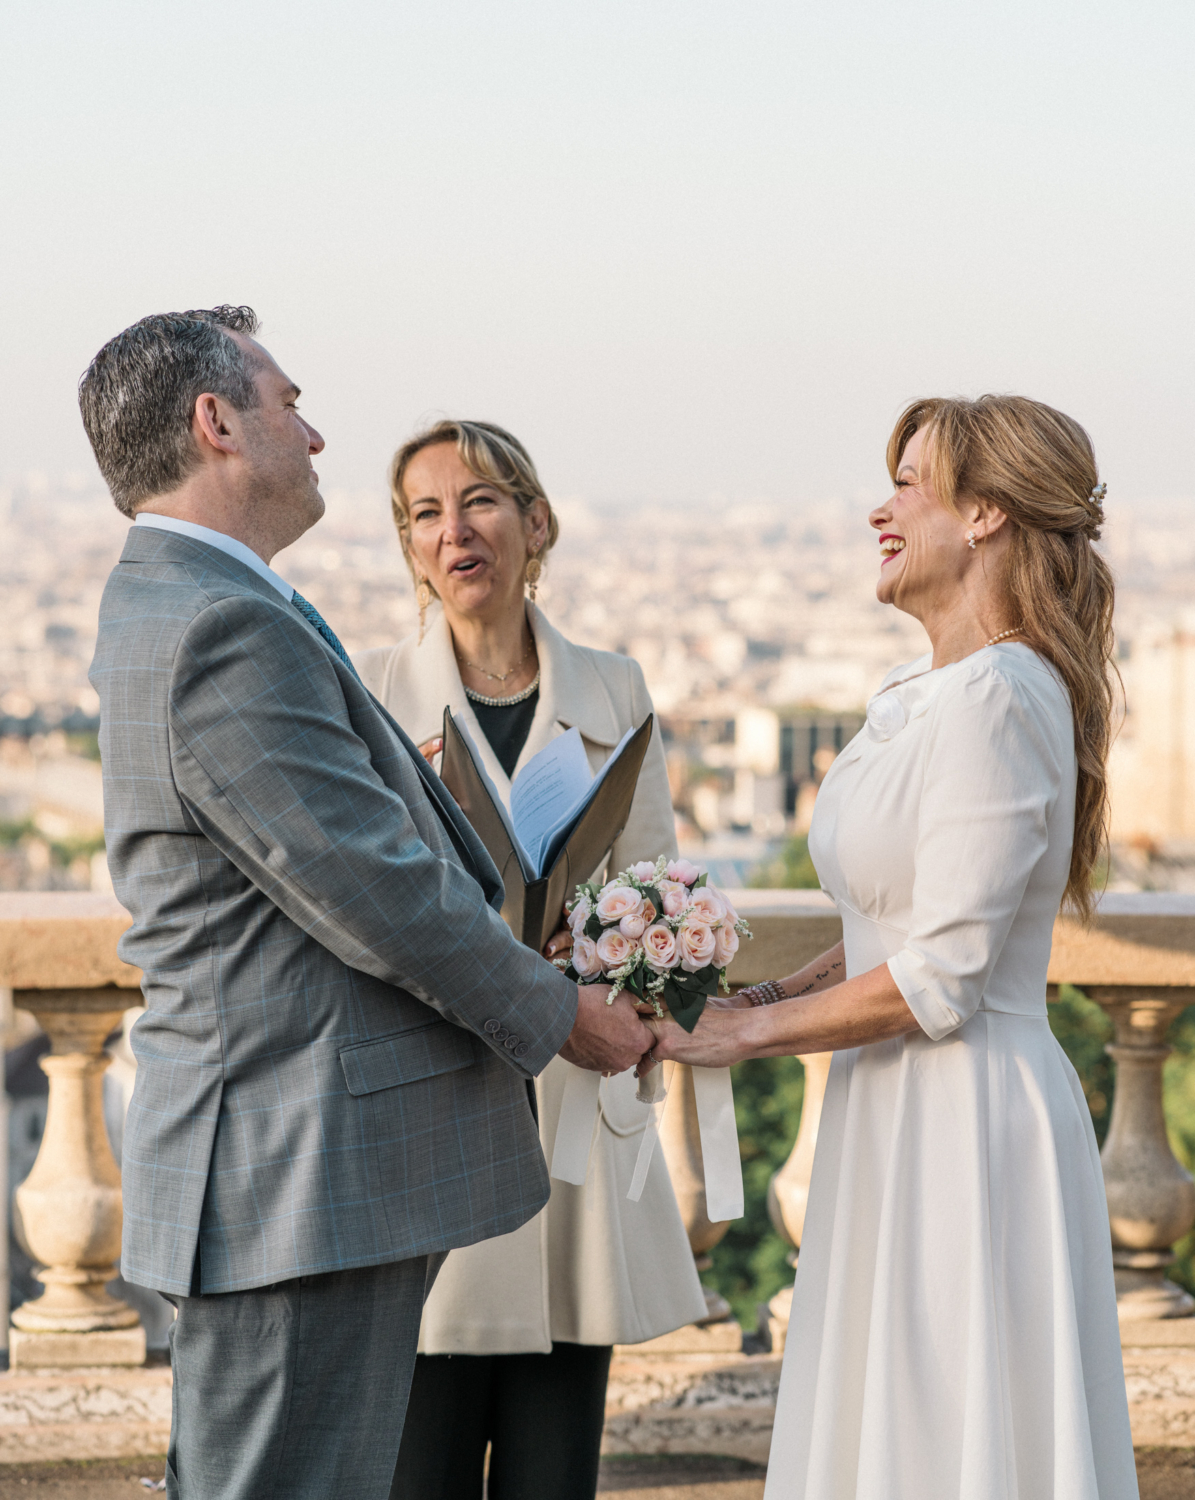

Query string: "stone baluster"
[763, 1052, 832, 1353]
[659, 1063, 734, 1323]
[9, 988, 145, 1368]
[1087, 986, 1195, 1321]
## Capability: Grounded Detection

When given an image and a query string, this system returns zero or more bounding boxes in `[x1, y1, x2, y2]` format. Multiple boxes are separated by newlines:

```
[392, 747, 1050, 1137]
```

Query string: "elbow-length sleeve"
[886, 666, 1067, 1041]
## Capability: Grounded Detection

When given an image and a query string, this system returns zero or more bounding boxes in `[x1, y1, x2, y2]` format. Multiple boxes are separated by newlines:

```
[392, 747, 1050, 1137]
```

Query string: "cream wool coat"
[354, 603, 706, 1352]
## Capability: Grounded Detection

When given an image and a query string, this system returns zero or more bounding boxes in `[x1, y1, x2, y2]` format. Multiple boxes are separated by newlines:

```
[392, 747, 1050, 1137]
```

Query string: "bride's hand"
[635, 1007, 754, 1073]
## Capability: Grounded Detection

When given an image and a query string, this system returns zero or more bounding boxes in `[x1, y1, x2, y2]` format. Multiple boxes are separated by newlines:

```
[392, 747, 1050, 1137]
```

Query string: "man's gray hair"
[79, 306, 262, 518]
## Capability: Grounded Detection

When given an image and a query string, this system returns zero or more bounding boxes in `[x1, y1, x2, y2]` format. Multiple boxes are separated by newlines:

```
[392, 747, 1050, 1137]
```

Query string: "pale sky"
[2, 0, 1192, 508]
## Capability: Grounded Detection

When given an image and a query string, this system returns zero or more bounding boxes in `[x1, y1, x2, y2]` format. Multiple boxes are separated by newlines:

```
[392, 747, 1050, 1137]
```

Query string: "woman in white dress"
[644, 395, 1138, 1498]
[353, 420, 705, 1500]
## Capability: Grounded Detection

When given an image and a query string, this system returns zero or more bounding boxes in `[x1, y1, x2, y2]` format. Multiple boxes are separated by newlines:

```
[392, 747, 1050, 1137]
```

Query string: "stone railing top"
[2, 887, 1195, 997]
[0, 893, 140, 992]
[724, 889, 1195, 990]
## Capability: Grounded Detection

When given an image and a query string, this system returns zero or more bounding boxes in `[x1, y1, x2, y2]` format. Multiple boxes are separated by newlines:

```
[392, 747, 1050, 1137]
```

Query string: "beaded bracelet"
[738, 979, 787, 1007]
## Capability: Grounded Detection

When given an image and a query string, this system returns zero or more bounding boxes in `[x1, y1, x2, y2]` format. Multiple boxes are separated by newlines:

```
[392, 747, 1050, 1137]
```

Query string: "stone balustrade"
[0, 894, 144, 1371]
[4, 889, 1195, 1458]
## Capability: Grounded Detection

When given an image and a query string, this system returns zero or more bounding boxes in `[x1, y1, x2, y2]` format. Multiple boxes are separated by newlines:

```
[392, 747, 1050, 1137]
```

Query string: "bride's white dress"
[764, 643, 1138, 1500]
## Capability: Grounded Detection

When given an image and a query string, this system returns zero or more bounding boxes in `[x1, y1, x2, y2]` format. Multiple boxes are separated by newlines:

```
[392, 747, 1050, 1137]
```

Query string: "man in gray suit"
[80, 306, 652, 1500]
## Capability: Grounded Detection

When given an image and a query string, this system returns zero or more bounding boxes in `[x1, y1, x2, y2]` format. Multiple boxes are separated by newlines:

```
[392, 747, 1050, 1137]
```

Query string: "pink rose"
[567, 896, 593, 935]
[720, 891, 739, 927]
[688, 886, 727, 926]
[595, 887, 644, 926]
[657, 879, 690, 918]
[713, 922, 740, 968]
[572, 934, 602, 978]
[629, 860, 658, 881]
[666, 858, 702, 886]
[596, 928, 638, 973]
[620, 911, 650, 940]
[641, 922, 679, 973]
[677, 918, 716, 973]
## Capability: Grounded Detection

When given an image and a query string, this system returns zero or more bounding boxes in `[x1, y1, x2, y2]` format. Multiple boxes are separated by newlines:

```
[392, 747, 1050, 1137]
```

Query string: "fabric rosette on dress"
[550, 857, 750, 1223]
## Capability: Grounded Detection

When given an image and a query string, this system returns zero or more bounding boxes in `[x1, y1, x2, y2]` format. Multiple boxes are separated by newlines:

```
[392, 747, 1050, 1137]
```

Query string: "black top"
[469, 689, 540, 779]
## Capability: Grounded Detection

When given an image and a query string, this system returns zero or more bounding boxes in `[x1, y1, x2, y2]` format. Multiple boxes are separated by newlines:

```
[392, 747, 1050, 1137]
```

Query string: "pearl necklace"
[983, 626, 1023, 648]
[464, 672, 541, 708]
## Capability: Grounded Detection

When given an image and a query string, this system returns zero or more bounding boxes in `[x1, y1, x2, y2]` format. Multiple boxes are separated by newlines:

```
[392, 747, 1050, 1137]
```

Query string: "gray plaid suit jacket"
[91, 526, 577, 1297]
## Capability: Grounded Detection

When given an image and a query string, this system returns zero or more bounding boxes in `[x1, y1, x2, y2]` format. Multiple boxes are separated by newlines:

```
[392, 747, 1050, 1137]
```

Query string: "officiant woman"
[353, 419, 706, 1500]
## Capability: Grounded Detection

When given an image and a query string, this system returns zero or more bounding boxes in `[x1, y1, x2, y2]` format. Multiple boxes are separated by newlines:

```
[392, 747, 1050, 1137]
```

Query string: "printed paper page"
[536, 724, 637, 876]
[510, 728, 594, 875]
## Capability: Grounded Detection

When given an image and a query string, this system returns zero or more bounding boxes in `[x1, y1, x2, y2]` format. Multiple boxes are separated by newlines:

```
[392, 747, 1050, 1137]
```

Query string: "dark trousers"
[390, 1341, 614, 1500]
[165, 1257, 436, 1500]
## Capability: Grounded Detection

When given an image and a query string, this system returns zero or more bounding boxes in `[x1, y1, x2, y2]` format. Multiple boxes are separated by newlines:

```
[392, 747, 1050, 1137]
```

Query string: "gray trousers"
[165, 1257, 440, 1500]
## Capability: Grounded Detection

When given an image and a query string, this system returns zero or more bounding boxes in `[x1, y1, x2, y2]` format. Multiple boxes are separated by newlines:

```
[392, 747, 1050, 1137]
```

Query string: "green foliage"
[48, 831, 106, 866]
[749, 835, 821, 890]
[705, 1055, 805, 1327]
[0, 819, 104, 867]
[1048, 984, 1113, 1146]
[66, 732, 101, 762]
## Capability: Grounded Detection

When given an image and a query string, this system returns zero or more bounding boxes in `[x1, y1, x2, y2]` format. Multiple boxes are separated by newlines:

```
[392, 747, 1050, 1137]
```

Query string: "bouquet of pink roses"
[557, 856, 751, 1032]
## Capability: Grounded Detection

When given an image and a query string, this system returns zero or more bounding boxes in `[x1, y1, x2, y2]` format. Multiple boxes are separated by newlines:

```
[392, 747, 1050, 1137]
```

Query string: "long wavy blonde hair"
[887, 395, 1116, 919]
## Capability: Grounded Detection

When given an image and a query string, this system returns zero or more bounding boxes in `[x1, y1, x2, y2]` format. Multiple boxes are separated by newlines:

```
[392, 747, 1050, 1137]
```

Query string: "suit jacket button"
[484, 1019, 501, 1034]
[515, 1043, 529, 1058]
[495, 1028, 510, 1042]
[504, 1035, 518, 1050]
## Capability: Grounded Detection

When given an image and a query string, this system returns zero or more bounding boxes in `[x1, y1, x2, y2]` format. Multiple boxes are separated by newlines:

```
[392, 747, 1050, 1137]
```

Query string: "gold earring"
[416, 577, 432, 643]
[525, 548, 542, 603]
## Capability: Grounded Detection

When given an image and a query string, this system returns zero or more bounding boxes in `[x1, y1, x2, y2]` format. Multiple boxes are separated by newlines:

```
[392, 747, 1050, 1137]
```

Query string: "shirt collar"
[134, 513, 294, 600]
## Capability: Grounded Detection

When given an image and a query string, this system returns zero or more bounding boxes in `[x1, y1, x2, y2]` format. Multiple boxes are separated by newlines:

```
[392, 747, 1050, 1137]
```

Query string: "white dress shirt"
[134, 513, 294, 601]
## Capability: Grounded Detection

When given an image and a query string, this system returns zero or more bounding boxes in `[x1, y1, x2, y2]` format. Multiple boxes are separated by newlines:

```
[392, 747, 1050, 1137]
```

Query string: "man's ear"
[192, 393, 241, 458]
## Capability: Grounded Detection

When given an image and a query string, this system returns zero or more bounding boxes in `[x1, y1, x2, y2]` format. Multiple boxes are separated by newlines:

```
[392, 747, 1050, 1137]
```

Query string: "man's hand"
[559, 983, 655, 1074]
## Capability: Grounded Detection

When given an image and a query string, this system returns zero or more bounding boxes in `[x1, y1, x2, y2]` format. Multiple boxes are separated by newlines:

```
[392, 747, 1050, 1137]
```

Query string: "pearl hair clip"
[1090, 483, 1107, 504]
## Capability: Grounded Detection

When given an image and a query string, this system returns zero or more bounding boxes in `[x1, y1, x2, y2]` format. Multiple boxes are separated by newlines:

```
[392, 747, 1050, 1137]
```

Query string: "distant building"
[1109, 627, 1195, 843]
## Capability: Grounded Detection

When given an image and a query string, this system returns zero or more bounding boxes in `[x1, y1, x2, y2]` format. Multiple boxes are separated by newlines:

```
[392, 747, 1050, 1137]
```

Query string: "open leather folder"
[439, 709, 655, 952]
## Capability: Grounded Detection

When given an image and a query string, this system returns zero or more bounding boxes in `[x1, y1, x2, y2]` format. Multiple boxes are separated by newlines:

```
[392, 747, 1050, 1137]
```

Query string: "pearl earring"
[966, 530, 978, 550]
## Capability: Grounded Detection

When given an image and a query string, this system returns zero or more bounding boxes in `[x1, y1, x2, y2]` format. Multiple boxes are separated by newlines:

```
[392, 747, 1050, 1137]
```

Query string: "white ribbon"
[691, 1065, 744, 1221]
[552, 1056, 743, 1223]
[627, 1060, 673, 1202]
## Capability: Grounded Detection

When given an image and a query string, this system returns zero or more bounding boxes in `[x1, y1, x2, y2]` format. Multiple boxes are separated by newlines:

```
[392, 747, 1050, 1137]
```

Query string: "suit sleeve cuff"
[477, 967, 577, 1078]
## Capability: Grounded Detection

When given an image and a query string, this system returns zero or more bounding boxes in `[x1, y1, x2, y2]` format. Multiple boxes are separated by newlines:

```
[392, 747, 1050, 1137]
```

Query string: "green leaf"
[694, 872, 708, 888]
[584, 913, 603, 940]
[641, 885, 663, 917]
[666, 990, 708, 1033]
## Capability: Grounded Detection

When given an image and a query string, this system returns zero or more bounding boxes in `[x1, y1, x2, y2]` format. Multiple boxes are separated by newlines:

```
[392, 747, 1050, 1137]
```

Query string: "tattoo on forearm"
[792, 958, 843, 997]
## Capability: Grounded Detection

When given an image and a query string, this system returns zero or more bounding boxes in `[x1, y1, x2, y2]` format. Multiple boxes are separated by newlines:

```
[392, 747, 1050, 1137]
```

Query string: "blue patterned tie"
[291, 591, 361, 680]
